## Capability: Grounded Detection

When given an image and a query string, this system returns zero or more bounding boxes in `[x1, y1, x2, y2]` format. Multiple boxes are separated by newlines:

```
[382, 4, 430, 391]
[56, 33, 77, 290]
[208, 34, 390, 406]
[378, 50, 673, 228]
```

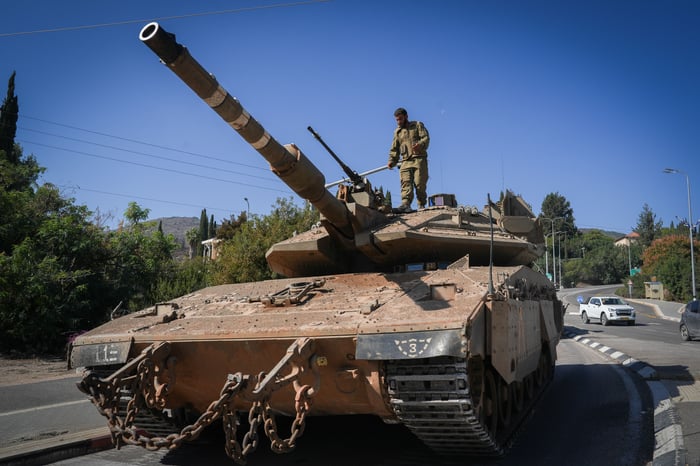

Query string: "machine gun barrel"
[307, 126, 362, 186]
[139, 22, 352, 235]
[325, 164, 392, 189]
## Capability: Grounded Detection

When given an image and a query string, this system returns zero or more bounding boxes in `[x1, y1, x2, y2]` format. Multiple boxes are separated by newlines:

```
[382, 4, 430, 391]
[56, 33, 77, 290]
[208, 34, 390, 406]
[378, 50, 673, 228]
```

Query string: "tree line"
[537, 192, 697, 302]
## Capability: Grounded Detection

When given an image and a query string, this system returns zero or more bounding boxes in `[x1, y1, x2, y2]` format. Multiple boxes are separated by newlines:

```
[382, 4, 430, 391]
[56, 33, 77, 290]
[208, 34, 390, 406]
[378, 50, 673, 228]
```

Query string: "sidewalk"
[0, 427, 111, 465]
[626, 297, 686, 323]
[565, 295, 699, 466]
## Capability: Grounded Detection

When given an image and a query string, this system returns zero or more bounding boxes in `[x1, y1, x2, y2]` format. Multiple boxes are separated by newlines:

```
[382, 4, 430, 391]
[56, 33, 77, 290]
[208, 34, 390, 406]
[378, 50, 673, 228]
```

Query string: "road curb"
[563, 329, 687, 466]
[0, 427, 112, 466]
[625, 298, 683, 323]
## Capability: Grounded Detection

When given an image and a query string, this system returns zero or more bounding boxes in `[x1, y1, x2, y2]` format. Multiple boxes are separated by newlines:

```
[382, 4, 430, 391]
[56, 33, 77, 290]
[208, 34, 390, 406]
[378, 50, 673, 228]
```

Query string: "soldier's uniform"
[388, 120, 430, 209]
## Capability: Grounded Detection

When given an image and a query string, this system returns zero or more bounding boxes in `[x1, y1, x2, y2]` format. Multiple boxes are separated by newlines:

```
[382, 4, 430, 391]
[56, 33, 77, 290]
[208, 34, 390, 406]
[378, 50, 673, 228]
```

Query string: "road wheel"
[535, 350, 551, 387]
[581, 311, 589, 324]
[524, 374, 534, 400]
[513, 380, 525, 413]
[601, 313, 608, 326]
[482, 369, 498, 436]
[498, 379, 512, 428]
[681, 324, 691, 341]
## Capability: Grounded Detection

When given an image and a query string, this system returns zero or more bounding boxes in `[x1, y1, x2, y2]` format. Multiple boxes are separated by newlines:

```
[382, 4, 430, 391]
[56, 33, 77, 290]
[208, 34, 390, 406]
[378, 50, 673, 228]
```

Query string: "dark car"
[680, 299, 700, 341]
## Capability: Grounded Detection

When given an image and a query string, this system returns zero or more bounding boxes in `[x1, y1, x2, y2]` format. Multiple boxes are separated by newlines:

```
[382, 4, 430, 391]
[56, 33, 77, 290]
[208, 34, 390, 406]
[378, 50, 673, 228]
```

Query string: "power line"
[20, 126, 279, 183]
[56, 184, 236, 215]
[21, 139, 288, 194]
[0, 1, 330, 37]
[20, 115, 271, 173]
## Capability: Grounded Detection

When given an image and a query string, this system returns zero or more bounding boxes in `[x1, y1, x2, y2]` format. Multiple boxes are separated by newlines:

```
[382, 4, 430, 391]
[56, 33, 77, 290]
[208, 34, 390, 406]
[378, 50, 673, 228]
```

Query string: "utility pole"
[664, 168, 696, 300]
[541, 217, 563, 285]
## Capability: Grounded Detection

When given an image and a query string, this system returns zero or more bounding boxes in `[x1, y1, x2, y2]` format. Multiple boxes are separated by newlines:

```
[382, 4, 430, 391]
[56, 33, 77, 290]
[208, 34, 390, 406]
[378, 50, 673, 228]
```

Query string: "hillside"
[579, 228, 626, 239]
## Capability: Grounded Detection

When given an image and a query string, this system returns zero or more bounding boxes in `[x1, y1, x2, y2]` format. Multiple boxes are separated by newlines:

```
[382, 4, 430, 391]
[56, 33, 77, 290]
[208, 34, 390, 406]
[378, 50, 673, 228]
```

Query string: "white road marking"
[0, 399, 90, 417]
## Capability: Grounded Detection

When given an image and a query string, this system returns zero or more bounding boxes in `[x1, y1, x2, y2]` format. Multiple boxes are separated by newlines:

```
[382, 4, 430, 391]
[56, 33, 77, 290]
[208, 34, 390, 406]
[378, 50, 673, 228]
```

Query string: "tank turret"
[139, 22, 545, 277]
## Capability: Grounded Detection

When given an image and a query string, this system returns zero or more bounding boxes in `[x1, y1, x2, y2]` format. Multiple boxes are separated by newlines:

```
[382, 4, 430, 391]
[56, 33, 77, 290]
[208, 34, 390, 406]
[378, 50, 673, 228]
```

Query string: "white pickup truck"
[579, 296, 636, 326]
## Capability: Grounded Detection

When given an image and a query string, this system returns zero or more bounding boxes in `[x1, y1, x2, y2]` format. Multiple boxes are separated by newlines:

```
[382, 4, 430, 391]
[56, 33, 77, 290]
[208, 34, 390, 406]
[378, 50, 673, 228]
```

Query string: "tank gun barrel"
[139, 22, 352, 235]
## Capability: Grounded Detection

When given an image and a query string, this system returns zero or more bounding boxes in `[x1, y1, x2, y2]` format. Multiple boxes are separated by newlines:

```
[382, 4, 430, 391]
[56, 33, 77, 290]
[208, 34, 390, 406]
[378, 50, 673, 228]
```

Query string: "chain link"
[81, 337, 319, 463]
[262, 383, 314, 453]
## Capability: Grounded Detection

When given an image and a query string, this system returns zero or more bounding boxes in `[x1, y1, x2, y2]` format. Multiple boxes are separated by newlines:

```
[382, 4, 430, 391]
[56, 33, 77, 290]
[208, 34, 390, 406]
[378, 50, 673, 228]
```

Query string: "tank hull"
[72, 264, 563, 458]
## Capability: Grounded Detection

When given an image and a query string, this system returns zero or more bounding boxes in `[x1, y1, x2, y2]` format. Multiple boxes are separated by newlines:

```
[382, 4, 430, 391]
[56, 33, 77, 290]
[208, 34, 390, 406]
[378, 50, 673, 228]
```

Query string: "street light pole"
[557, 235, 566, 289]
[544, 235, 549, 277]
[664, 168, 696, 300]
[541, 217, 563, 285]
[628, 241, 632, 276]
[244, 197, 250, 219]
[556, 231, 566, 289]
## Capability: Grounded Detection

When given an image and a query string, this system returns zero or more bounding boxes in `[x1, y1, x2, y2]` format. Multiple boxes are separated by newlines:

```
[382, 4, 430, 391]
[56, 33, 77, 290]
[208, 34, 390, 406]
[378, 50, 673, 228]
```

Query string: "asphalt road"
[561, 286, 700, 380]
[0, 377, 103, 449]
[561, 285, 700, 465]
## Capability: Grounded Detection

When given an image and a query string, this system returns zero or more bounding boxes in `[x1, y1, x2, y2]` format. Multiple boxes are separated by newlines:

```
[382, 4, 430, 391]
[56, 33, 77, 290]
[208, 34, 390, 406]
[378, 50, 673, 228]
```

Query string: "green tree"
[642, 234, 697, 301]
[0, 156, 44, 254]
[634, 203, 663, 248]
[208, 214, 216, 239]
[185, 227, 199, 259]
[152, 257, 210, 301]
[104, 222, 177, 312]
[0, 73, 45, 254]
[211, 198, 318, 284]
[539, 192, 577, 237]
[0, 185, 112, 353]
[124, 201, 150, 227]
[197, 209, 208, 257]
[538, 192, 578, 278]
[216, 212, 247, 240]
[0, 72, 19, 163]
[560, 230, 628, 286]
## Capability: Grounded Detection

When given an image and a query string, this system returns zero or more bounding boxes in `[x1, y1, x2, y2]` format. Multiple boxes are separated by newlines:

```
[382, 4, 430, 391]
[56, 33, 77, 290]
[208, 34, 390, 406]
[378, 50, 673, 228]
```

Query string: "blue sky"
[2, 0, 698, 233]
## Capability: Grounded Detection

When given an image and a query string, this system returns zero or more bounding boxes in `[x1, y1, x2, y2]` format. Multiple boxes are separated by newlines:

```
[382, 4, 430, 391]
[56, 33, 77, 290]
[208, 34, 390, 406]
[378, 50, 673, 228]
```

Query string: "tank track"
[385, 356, 544, 457]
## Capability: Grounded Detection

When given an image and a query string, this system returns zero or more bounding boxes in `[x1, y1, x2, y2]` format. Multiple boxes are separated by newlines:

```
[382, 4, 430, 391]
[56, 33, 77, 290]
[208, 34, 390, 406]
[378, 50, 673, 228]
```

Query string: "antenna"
[307, 126, 363, 187]
[501, 155, 505, 194]
[487, 193, 495, 297]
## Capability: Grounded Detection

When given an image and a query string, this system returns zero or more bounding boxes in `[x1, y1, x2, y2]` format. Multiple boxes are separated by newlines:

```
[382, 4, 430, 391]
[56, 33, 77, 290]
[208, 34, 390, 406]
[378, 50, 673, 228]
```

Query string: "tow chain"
[263, 383, 314, 453]
[79, 338, 319, 464]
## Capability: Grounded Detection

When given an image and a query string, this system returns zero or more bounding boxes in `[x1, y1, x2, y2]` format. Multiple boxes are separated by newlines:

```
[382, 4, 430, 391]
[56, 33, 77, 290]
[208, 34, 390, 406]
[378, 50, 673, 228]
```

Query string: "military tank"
[69, 22, 564, 463]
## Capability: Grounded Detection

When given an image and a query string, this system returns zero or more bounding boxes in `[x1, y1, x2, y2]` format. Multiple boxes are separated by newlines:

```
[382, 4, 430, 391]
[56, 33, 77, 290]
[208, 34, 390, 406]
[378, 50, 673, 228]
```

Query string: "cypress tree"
[209, 214, 216, 239]
[0, 71, 19, 163]
[197, 209, 208, 256]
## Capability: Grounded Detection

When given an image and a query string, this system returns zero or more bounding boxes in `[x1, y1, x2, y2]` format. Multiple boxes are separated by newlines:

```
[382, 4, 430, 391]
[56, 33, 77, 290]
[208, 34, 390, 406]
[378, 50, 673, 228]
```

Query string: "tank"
[68, 22, 565, 462]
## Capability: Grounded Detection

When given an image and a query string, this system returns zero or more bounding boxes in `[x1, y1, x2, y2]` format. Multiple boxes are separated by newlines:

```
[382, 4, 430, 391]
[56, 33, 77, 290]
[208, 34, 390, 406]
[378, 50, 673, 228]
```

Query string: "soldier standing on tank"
[387, 107, 430, 212]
